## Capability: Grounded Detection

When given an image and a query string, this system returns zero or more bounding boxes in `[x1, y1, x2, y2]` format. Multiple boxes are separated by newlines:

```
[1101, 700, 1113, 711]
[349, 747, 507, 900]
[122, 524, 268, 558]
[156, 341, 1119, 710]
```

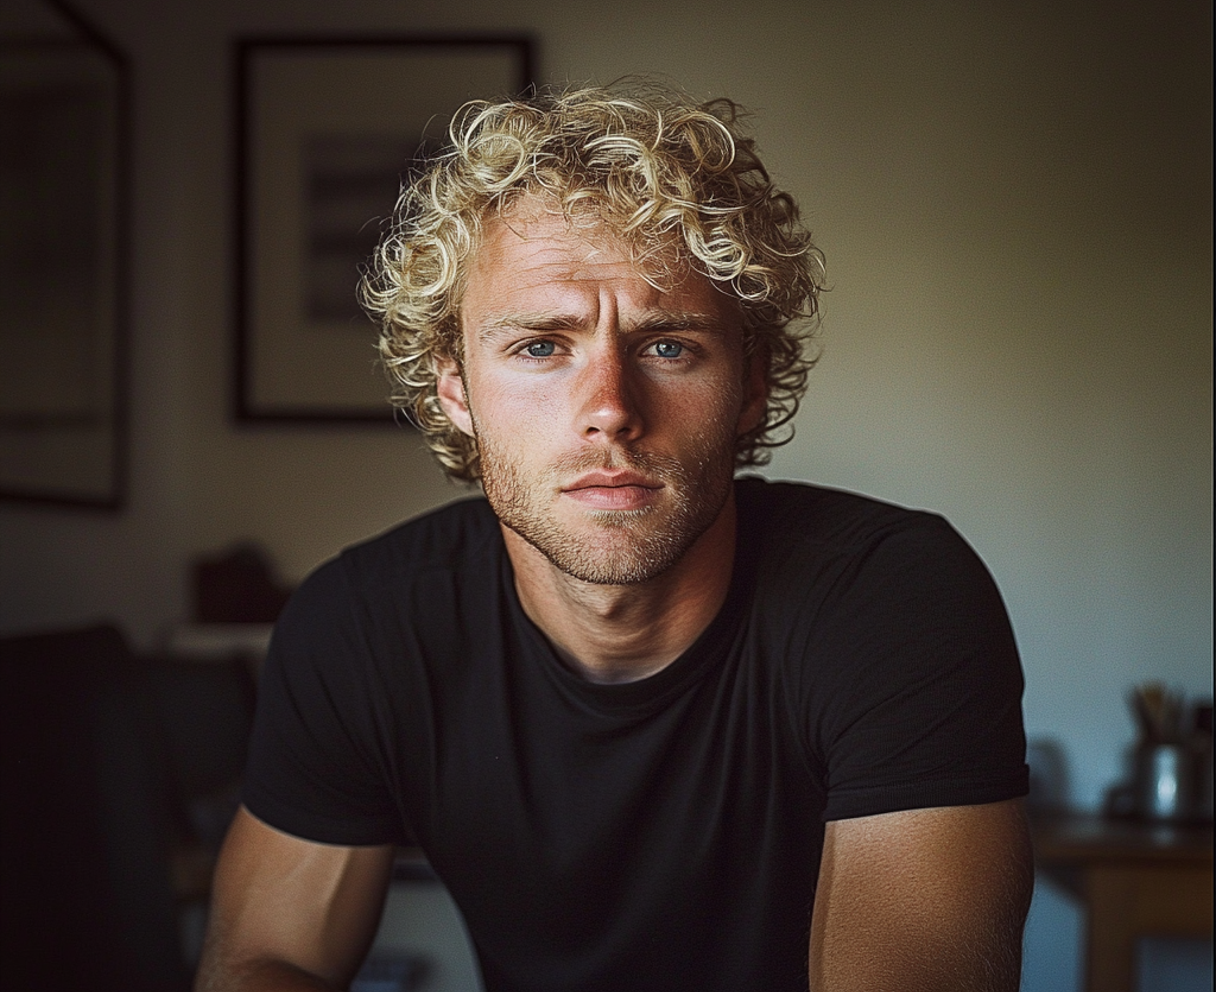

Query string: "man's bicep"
[809, 799, 1033, 992]
[196, 806, 395, 991]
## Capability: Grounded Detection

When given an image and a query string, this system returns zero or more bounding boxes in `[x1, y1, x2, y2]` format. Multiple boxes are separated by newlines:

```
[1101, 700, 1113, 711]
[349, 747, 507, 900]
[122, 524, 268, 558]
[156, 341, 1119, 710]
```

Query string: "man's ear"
[435, 356, 475, 437]
[737, 348, 769, 437]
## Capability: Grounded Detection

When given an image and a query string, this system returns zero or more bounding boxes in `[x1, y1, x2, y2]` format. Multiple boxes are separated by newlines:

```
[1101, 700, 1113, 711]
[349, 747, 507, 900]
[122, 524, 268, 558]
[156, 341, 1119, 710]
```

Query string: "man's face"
[436, 199, 766, 585]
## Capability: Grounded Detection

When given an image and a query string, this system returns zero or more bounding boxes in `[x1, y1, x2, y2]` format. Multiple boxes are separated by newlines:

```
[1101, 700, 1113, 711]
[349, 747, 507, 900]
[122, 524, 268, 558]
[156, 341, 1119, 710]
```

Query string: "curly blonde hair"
[362, 81, 824, 482]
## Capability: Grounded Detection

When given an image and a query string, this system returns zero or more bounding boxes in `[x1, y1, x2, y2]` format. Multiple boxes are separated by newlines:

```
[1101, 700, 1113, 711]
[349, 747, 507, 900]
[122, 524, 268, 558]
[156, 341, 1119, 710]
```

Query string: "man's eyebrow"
[471, 309, 734, 343]
[474, 313, 584, 342]
[632, 311, 730, 333]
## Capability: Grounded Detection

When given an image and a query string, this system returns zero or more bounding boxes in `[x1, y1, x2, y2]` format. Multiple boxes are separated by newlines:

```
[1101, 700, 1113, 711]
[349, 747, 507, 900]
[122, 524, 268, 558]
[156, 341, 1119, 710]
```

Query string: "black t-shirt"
[244, 478, 1028, 992]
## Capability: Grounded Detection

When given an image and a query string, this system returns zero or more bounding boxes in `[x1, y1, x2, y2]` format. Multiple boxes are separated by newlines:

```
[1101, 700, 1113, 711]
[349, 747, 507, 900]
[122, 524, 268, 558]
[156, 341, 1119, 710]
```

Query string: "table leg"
[1082, 863, 1214, 992]
[1084, 867, 1137, 992]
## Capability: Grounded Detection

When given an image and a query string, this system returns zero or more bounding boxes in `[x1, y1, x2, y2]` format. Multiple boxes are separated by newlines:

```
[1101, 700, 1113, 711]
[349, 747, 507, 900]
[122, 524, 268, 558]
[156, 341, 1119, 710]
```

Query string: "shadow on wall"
[1026, 738, 1070, 814]
[0, 624, 255, 991]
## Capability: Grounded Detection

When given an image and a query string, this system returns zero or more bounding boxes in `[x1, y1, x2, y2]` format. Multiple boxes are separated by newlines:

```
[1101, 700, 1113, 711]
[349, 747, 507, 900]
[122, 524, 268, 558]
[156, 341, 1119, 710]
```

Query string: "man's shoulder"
[348, 494, 499, 561]
[733, 477, 1001, 627]
[301, 495, 501, 601]
[735, 476, 948, 552]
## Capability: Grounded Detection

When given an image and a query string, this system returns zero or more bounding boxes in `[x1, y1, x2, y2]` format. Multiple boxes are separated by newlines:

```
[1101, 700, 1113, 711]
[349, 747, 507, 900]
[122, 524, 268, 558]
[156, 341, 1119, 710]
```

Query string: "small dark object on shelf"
[193, 542, 291, 623]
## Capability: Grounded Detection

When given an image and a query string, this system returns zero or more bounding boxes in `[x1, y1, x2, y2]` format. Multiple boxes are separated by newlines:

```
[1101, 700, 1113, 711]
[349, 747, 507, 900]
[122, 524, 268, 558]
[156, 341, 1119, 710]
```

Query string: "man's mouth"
[561, 471, 663, 510]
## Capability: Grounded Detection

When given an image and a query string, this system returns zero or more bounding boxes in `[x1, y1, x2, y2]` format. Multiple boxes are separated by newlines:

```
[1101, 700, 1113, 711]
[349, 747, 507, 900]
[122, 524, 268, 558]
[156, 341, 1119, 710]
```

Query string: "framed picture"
[0, 1, 129, 508]
[234, 35, 534, 422]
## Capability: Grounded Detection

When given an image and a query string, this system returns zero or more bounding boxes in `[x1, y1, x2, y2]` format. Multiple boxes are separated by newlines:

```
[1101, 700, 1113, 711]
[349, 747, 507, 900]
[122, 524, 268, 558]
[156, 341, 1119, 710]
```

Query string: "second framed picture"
[234, 35, 533, 422]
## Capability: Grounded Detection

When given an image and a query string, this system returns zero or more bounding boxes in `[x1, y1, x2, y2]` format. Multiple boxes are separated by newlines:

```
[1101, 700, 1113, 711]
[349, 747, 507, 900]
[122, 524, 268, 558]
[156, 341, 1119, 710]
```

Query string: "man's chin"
[579, 505, 661, 527]
[485, 453, 735, 586]
[540, 550, 678, 587]
[508, 514, 699, 586]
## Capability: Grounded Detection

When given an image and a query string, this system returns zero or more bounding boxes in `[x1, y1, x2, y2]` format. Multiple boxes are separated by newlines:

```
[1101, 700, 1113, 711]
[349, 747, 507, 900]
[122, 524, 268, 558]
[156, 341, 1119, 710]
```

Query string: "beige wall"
[1, 0, 1211, 985]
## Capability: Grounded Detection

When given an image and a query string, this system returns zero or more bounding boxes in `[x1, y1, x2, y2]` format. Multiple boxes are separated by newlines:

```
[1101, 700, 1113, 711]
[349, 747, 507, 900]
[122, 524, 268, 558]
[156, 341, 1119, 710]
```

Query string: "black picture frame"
[0, 0, 130, 508]
[233, 35, 534, 423]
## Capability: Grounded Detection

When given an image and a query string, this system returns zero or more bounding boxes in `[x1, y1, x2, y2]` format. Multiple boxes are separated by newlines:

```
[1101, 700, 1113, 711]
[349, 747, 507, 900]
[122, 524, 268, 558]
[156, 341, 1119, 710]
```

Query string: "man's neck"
[502, 496, 738, 684]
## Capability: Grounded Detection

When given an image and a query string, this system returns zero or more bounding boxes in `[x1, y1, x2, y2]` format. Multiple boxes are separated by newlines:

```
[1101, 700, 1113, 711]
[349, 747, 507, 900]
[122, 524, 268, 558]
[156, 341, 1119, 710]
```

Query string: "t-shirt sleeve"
[800, 514, 1029, 822]
[241, 558, 410, 846]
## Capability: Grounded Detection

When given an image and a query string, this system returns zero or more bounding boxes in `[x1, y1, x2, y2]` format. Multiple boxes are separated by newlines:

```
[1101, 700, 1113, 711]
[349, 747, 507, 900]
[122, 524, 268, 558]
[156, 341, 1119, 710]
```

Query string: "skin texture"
[194, 808, 394, 992]
[810, 800, 1034, 992]
[195, 196, 1033, 989]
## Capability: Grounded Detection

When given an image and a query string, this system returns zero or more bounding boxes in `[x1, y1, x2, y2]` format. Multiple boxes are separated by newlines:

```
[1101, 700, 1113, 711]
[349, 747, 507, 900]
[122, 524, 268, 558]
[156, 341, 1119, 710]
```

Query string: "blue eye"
[524, 341, 556, 358]
[653, 340, 684, 358]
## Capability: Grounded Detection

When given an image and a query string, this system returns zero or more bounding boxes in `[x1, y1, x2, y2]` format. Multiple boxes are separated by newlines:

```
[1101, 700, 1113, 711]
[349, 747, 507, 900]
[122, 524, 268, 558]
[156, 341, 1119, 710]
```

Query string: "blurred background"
[1, 0, 1210, 989]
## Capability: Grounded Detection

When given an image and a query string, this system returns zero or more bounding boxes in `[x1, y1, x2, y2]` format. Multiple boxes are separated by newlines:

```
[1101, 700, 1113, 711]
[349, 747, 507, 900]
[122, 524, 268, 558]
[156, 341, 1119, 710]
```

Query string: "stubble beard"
[475, 429, 738, 586]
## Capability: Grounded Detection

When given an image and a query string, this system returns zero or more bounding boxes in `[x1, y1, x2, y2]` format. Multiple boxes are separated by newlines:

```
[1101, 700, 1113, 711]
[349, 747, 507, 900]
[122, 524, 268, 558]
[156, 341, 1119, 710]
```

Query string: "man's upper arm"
[195, 806, 396, 992]
[809, 799, 1034, 992]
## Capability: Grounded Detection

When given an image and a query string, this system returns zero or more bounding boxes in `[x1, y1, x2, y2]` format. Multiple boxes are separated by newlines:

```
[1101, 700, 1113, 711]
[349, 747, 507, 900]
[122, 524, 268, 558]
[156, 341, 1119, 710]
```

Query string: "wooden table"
[1032, 812, 1213, 992]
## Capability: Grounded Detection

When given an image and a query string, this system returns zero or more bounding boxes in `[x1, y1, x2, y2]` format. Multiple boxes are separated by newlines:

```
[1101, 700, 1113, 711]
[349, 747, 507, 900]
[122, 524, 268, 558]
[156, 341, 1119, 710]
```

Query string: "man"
[197, 84, 1033, 991]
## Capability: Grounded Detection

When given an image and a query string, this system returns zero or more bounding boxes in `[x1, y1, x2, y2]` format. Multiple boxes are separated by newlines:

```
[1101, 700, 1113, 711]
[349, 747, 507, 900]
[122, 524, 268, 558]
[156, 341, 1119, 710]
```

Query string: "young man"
[197, 85, 1032, 991]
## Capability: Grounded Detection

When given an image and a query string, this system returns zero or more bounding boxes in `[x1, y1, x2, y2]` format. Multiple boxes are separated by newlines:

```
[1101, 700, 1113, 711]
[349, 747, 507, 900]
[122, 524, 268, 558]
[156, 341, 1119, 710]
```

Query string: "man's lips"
[561, 471, 663, 509]
[563, 471, 660, 492]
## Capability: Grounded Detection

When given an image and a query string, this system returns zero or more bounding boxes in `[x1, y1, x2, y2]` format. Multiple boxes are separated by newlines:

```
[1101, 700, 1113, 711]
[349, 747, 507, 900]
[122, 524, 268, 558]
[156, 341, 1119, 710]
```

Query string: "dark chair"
[1, 623, 256, 992]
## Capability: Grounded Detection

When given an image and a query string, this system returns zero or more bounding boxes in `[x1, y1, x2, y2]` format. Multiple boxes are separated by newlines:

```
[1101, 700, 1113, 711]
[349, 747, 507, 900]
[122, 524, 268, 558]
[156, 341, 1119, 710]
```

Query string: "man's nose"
[576, 347, 644, 442]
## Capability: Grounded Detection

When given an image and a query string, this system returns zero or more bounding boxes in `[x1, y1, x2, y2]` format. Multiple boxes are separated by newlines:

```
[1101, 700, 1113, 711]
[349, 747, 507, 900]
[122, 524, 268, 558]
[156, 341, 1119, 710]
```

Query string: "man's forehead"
[468, 195, 704, 294]
[451, 194, 747, 347]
